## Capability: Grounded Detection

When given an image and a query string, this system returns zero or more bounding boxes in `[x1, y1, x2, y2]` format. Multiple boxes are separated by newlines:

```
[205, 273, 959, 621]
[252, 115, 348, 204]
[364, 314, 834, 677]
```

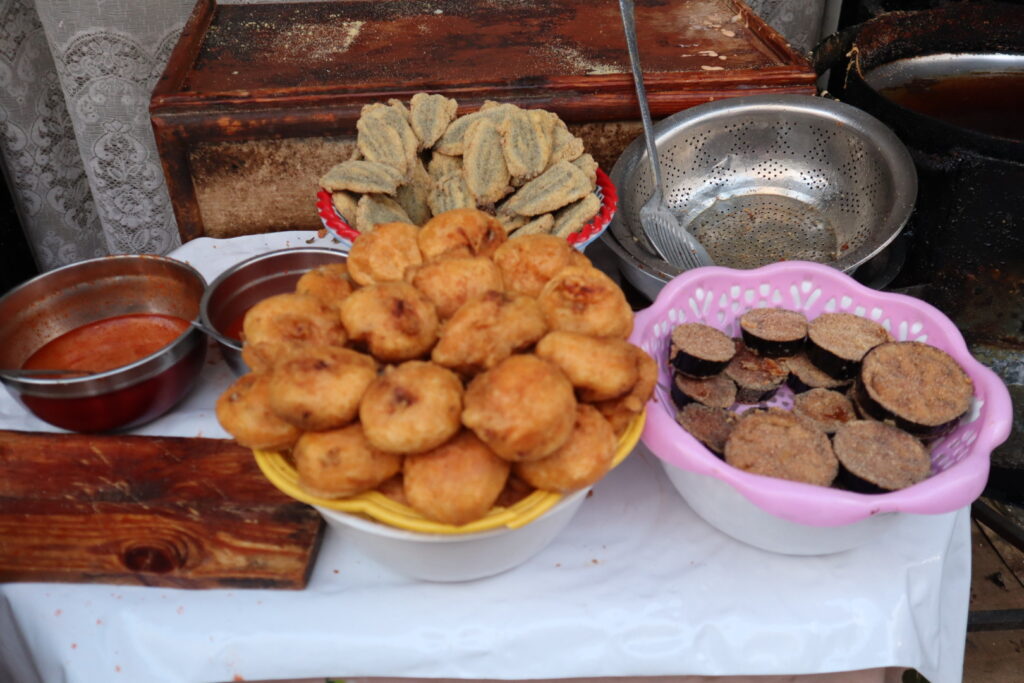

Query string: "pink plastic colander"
[630, 261, 1013, 528]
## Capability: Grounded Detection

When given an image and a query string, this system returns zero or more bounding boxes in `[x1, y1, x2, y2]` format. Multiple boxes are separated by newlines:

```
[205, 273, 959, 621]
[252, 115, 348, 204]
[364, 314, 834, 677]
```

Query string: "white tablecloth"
[0, 233, 970, 683]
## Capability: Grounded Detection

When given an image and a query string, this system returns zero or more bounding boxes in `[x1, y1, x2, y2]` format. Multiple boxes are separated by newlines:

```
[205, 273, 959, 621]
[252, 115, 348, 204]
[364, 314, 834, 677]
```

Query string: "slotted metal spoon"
[618, 0, 713, 271]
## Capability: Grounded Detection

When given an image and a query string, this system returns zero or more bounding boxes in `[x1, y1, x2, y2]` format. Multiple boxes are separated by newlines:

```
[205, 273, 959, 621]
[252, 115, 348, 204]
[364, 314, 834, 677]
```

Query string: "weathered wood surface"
[0, 430, 323, 589]
[150, 0, 815, 242]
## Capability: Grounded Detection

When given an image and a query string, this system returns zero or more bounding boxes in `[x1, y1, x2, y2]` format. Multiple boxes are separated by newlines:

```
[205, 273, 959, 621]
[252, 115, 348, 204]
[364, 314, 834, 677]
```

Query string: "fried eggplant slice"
[355, 193, 412, 233]
[395, 156, 433, 226]
[357, 102, 418, 177]
[331, 190, 360, 229]
[319, 160, 403, 195]
[552, 193, 601, 238]
[500, 107, 552, 184]
[410, 92, 458, 150]
[434, 111, 484, 156]
[509, 213, 555, 238]
[548, 118, 585, 165]
[502, 161, 593, 216]
[571, 153, 599, 186]
[427, 151, 463, 180]
[427, 171, 476, 215]
[463, 117, 512, 206]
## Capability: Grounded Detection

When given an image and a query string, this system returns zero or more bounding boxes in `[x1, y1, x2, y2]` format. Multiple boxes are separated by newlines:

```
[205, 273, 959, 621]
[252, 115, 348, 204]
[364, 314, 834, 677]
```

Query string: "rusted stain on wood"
[0, 430, 323, 589]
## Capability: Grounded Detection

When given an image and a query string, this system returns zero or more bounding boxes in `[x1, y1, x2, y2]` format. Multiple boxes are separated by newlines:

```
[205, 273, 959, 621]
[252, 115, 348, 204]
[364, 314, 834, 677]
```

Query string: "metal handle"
[618, 0, 663, 196]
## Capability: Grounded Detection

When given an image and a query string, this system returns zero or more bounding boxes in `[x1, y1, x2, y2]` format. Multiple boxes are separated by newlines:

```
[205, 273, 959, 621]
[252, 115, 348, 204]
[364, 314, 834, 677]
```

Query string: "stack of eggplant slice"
[668, 308, 974, 493]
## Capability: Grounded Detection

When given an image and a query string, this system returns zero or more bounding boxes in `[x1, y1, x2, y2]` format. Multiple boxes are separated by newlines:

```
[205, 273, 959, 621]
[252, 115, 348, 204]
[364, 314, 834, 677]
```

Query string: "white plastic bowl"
[658, 460, 899, 555]
[314, 487, 590, 582]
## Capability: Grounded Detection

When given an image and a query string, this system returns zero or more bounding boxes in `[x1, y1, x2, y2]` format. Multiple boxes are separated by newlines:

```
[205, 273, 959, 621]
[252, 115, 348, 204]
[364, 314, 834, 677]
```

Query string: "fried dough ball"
[267, 346, 379, 431]
[514, 404, 616, 493]
[418, 208, 507, 261]
[241, 292, 347, 373]
[538, 266, 633, 339]
[406, 255, 504, 319]
[403, 430, 511, 525]
[339, 282, 439, 362]
[492, 233, 580, 298]
[431, 290, 547, 374]
[215, 373, 300, 450]
[535, 330, 639, 401]
[347, 221, 423, 286]
[594, 344, 657, 436]
[462, 354, 577, 462]
[359, 361, 464, 454]
[292, 423, 402, 499]
[295, 262, 353, 308]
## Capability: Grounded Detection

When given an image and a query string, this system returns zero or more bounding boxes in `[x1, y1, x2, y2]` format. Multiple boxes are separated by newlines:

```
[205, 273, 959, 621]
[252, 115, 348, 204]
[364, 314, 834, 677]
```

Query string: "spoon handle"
[618, 0, 663, 193]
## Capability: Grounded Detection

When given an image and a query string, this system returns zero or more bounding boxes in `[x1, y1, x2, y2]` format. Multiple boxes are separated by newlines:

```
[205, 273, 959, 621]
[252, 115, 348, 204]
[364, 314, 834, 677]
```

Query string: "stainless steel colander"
[605, 94, 917, 296]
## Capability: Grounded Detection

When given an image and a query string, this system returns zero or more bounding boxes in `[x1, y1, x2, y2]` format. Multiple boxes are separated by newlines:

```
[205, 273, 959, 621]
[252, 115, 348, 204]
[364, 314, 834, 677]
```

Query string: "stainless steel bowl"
[0, 255, 208, 432]
[604, 94, 918, 299]
[201, 247, 348, 376]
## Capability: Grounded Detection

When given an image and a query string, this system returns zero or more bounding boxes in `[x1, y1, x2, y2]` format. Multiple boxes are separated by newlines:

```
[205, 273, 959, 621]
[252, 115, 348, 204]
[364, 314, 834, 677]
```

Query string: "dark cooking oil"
[878, 72, 1024, 141]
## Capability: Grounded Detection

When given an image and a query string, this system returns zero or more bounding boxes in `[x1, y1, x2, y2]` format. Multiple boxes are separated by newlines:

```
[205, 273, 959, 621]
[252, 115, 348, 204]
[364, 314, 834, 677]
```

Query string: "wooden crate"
[150, 0, 814, 241]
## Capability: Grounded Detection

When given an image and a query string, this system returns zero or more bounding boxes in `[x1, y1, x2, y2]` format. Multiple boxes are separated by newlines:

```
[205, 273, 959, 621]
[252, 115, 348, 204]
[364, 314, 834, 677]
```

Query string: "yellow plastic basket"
[254, 409, 645, 535]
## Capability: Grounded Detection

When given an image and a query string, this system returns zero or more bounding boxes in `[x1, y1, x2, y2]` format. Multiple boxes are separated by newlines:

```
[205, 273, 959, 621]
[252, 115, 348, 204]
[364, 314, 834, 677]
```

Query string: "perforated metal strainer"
[606, 94, 917, 294]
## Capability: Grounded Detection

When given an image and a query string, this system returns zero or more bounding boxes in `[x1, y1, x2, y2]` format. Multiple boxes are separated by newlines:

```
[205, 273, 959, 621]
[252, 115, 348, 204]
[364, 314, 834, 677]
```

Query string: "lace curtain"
[0, 0, 835, 273]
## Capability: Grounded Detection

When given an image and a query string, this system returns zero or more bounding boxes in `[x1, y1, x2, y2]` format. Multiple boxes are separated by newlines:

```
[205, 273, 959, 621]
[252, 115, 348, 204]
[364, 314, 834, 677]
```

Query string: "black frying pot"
[813, 2, 1024, 330]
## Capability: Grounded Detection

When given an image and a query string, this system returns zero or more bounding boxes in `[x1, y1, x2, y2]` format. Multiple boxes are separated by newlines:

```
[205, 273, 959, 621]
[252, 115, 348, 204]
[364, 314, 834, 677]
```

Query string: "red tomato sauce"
[23, 313, 191, 374]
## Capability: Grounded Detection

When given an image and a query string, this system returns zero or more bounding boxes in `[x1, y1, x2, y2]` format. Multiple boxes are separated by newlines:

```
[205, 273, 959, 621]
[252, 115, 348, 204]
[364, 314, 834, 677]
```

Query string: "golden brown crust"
[535, 330, 638, 402]
[493, 233, 579, 298]
[215, 373, 301, 451]
[538, 266, 633, 339]
[403, 430, 510, 525]
[347, 221, 423, 286]
[295, 263, 353, 308]
[339, 282, 439, 363]
[241, 293, 347, 373]
[593, 345, 657, 435]
[462, 354, 577, 462]
[293, 423, 402, 499]
[431, 290, 547, 375]
[514, 404, 615, 492]
[406, 255, 504, 320]
[267, 346, 378, 432]
[417, 208, 507, 261]
[359, 361, 464, 454]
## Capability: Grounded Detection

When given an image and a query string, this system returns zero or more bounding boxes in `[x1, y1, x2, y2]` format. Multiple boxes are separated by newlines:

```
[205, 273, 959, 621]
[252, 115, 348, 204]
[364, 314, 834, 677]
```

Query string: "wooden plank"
[0, 431, 323, 589]
[152, 0, 809, 107]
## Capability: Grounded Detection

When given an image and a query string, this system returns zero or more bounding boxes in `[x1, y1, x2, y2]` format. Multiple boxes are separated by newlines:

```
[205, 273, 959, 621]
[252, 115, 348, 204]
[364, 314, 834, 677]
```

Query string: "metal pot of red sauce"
[0, 254, 208, 432]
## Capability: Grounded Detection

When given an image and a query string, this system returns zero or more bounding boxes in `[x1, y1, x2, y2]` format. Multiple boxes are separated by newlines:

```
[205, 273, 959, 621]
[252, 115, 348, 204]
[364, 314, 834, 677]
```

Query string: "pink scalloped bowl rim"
[315, 168, 618, 252]
[629, 260, 1013, 527]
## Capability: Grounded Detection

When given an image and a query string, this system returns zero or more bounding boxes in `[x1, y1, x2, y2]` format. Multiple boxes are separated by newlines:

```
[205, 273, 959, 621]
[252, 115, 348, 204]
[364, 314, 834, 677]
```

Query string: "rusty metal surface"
[182, 0, 797, 95]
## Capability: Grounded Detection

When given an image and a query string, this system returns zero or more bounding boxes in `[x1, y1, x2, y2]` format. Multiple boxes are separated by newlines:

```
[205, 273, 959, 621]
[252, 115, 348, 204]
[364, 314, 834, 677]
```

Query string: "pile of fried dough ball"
[216, 208, 655, 526]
